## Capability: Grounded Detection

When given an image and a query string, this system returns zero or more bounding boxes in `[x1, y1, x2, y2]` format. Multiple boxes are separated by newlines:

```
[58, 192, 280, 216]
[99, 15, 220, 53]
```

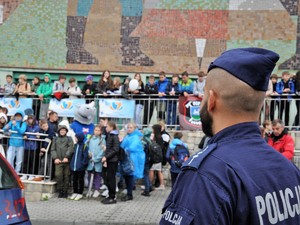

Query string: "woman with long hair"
[132, 73, 145, 129]
[96, 70, 113, 96]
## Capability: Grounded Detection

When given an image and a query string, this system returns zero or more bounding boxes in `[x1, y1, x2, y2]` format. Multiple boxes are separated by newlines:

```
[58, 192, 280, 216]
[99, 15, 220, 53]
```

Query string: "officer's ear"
[207, 89, 217, 112]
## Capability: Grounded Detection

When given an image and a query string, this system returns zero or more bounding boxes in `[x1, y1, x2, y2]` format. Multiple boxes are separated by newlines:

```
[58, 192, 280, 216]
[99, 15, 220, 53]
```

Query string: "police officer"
[160, 48, 300, 225]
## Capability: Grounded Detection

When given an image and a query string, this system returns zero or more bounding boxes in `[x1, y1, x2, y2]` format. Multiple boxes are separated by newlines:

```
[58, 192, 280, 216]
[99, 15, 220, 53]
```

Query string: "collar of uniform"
[208, 122, 261, 144]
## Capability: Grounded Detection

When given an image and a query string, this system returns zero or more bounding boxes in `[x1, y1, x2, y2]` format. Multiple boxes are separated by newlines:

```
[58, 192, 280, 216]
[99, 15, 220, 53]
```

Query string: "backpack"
[120, 151, 134, 175]
[172, 144, 189, 168]
[149, 141, 163, 164]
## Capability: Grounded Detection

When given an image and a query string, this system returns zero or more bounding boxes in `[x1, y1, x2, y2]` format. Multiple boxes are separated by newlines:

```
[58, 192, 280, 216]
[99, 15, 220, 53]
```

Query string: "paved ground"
[26, 187, 171, 225]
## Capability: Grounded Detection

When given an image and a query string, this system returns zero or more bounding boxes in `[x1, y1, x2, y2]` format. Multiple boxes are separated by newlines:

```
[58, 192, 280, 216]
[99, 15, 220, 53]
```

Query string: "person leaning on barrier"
[36, 73, 53, 119]
[13, 74, 32, 99]
[3, 74, 16, 96]
[160, 48, 300, 225]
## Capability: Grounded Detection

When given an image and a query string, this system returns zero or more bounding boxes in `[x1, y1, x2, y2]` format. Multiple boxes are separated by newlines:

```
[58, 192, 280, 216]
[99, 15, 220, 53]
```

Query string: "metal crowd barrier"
[0, 130, 52, 182]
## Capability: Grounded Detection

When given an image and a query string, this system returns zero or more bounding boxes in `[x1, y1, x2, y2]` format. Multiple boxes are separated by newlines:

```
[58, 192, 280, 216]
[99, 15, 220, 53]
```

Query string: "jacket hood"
[58, 119, 70, 129]
[76, 132, 85, 143]
[143, 128, 152, 138]
[0, 113, 7, 122]
[14, 110, 24, 118]
[170, 138, 186, 149]
[58, 125, 68, 133]
[110, 130, 119, 135]
[44, 73, 52, 81]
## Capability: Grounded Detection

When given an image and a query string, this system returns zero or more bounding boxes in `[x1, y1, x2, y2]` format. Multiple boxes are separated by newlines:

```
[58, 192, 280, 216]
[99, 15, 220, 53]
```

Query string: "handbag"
[120, 151, 134, 175]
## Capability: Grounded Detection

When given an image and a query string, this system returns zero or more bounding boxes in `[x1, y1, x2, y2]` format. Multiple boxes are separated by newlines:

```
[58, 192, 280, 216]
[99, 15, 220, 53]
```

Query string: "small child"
[22, 115, 40, 180]
[3, 111, 27, 173]
[87, 125, 106, 198]
[3, 74, 16, 96]
[0, 112, 8, 129]
[166, 132, 189, 187]
[69, 133, 89, 201]
[51, 125, 74, 198]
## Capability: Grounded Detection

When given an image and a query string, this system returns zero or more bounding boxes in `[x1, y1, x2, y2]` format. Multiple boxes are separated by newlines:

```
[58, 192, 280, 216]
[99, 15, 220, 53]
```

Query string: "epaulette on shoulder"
[182, 143, 217, 170]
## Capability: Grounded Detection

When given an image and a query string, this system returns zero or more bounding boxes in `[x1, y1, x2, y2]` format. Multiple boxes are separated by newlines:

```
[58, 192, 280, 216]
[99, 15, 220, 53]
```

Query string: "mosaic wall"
[0, 0, 299, 73]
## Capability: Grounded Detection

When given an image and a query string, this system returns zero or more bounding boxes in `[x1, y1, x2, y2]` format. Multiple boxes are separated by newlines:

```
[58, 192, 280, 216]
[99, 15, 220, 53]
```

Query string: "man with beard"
[268, 119, 294, 160]
[160, 48, 300, 225]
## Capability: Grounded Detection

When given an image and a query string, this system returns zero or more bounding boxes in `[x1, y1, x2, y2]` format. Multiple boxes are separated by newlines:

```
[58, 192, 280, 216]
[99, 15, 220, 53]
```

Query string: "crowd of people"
[0, 70, 206, 127]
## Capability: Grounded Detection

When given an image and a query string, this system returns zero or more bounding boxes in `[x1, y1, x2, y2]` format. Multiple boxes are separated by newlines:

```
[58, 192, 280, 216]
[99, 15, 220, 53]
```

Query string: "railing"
[0, 130, 52, 182]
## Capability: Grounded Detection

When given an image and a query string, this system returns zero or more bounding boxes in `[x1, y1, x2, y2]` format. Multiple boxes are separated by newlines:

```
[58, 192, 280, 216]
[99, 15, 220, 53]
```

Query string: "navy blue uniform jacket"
[160, 122, 300, 225]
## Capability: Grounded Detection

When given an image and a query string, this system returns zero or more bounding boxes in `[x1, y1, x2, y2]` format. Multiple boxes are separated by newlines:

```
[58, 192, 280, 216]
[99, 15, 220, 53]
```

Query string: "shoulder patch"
[182, 143, 217, 170]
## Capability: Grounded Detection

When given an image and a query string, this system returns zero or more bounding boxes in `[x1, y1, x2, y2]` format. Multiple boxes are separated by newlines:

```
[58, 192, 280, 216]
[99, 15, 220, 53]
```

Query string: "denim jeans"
[7, 146, 24, 173]
[167, 102, 177, 125]
[135, 104, 143, 129]
[124, 175, 134, 197]
[143, 162, 151, 192]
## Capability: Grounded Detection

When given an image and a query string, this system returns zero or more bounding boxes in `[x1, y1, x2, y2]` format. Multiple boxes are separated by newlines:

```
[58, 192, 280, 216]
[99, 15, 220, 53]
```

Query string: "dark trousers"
[270, 100, 279, 121]
[294, 99, 300, 126]
[106, 161, 118, 199]
[143, 100, 155, 124]
[55, 163, 70, 193]
[279, 100, 290, 126]
[124, 175, 134, 197]
[143, 162, 151, 192]
[22, 149, 39, 175]
[72, 170, 85, 194]
[167, 102, 177, 125]
[170, 172, 179, 188]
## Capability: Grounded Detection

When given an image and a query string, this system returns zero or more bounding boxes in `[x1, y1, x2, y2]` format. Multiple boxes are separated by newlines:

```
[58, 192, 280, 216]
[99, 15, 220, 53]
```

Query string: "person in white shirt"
[67, 77, 82, 99]
[193, 71, 206, 98]
[53, 75, 69, 94]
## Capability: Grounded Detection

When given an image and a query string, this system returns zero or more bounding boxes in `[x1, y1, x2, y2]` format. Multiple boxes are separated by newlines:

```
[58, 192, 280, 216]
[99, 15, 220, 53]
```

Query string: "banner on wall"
[49, 98, 85, 117]
[0, 98, 33, 116]
[99, 99, 135, 118]
[178, 96, 202, 131]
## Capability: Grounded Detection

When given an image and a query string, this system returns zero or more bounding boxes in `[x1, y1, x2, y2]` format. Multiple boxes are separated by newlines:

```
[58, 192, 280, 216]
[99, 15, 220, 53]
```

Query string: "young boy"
[3, 111, 27, 173]
[51, 125, 74, 198]
[3, 74, 16, 96]
[166, 132, 189, 187]
[36, 73, 53, 119]
[67, 77, 82, 99]
[166, 74, 180, 126]
[143, 75, 158, 125]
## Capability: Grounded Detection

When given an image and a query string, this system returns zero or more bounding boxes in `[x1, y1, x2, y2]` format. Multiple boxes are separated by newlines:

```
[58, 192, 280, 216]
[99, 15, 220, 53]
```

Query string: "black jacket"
[81, 83, 97, 96]
[105, 130, 119, 162]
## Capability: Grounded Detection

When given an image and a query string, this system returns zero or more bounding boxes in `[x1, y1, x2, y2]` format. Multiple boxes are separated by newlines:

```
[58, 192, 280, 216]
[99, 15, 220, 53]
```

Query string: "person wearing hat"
[81, 75, 97, 99]
[3, 111, 27, 173]
[160, 48, 300, 225]
[51, 125, 74, 198]
[36, 73, 53, 119]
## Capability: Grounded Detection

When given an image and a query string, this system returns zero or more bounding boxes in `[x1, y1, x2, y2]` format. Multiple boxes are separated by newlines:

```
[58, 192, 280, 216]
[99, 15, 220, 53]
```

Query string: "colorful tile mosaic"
[0, 0, 23, 23]
[157, 0, 229, 10]
[77, 0, 94, 16]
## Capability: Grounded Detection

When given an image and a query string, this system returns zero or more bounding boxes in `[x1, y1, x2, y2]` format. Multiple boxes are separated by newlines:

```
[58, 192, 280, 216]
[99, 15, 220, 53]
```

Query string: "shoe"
[63, 193, 68, 198]
[74, 194, 83, 201]
[141, 191, 150, 197]
[101, 189, 109, 197]
[101, 198, 116, 204]
[155, 185, 165, 190]
[69, 193, 77, 200]
[140, 185, 145, 190]
[58, 192, 64, 198]
[100, 184, 107, 190]
[28, 176, 35, 181]
[93, 190, 100, 198]
[121, 189, 127, 195]
[116, 186, 119, 192]
[121, 195, 133, 201]
[20, 175, 27, 181]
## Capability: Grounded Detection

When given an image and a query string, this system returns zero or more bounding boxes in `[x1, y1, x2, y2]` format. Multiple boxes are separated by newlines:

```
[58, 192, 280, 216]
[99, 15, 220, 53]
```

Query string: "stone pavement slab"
[27, 187, 171, 225]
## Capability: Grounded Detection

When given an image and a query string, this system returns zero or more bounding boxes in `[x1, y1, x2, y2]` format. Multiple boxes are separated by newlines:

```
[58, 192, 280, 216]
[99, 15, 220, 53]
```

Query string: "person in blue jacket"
[178, 71, 194, 97]
[160, 48, 300, 225]
[120, 122, 145, 201]
[70, 132, 89, 201]
[156, 71, 169, 121]
[166, 74, 180, 126]
[3, 110, 27, 173]
[22, 115, 40, 180]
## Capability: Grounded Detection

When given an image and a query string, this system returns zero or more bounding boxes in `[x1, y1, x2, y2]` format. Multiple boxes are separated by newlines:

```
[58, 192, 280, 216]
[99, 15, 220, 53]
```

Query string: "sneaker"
[121, 189, 127, 195]
[155, 185, 165, 190]
[116, 186, 119, 192]
[101, 189, 109, 197]
[101, 198, 116, 204]
[28, 176, 35, 181]
[74, 194, 83, 201]
[140, 185, 145, 190]
[69, 193, 77, 200]
[93, 190, 100, 198]
[141, 191, 150, 197]
[121, 195, 133, 201]
[20, 175, 27, 181]
[100, 184, 107, 190]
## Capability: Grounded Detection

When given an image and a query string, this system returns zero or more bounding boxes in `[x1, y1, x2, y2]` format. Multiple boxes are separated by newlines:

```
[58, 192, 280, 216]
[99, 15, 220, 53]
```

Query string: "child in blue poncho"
[120, 122, 145, 201]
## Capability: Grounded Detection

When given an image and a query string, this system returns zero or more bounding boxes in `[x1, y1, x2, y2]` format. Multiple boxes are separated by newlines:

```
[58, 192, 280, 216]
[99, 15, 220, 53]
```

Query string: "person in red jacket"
[268, 119, 294, 160]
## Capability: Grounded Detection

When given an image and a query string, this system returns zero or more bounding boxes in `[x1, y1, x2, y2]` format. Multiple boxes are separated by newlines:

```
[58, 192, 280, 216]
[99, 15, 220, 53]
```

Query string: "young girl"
[132, 73, 145, 129]
[96, 70, 113, 96]
[0, 112, 7, 129]
[69, 133, 89, 201]
[22, 115, 40, 180]
[86, 125, 106, 198]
